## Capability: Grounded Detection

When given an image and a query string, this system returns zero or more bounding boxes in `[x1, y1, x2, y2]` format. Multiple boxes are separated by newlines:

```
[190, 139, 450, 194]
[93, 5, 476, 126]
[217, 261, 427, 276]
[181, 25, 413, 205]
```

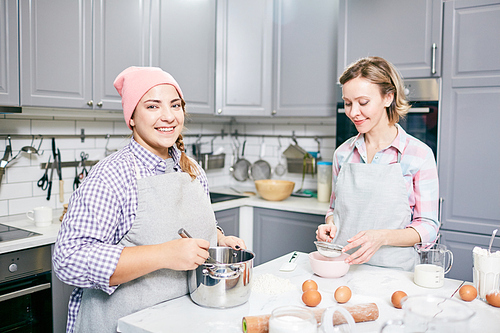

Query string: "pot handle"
[203, 265, 242, 279]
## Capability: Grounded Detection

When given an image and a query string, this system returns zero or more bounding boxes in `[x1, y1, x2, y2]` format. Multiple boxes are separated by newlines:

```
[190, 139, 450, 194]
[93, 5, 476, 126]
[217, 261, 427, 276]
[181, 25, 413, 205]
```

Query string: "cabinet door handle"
[438, 197, 444, 227]
[217, 109, 222, 114]
[271, 110, 277, 116]
[97, 101, 103, 107]
[87, 100, 93, 107]
[431, 43, 437, 75]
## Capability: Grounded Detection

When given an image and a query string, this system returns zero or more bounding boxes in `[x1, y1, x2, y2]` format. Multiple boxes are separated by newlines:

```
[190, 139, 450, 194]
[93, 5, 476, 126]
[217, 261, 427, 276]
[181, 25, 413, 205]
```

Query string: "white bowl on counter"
[309, 251, 350, 278]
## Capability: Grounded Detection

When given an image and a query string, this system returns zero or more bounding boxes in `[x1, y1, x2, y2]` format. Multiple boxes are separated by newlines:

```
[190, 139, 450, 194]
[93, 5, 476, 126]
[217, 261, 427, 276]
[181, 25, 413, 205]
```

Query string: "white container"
[316, 161, 332, 203]
[473, 246, 500, 300]
[269, 306, 317, 333]
[26, 206, 53, 227]
[413, 242, 453, 288]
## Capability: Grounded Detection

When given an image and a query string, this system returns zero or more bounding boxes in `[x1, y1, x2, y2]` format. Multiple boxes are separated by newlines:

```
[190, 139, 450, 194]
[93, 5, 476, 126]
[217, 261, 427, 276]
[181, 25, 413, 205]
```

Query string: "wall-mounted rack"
[1, 129, 227, 143]
[2, 128, 333, 143]
[40, 160, 100, 170]
[230, 130, 335, 140]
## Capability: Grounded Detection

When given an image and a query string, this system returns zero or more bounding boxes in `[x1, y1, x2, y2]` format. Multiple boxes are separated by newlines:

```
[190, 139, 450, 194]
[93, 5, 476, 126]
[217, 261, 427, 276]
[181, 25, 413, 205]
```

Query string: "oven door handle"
[0, 282, 51, 302]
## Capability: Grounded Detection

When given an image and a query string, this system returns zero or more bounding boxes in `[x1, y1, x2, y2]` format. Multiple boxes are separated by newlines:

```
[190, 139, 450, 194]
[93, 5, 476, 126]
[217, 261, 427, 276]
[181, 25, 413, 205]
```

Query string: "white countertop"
[0, 192, 328, 254]
[117, 252, 500, 333]
[209, 188, 329, 215]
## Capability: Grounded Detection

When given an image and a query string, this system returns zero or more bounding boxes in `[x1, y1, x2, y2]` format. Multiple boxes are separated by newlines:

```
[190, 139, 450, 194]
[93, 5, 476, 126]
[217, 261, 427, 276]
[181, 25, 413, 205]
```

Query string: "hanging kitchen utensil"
[37, 155, 51, 191]
[46, 150, 57, 201]
[79, 152, 89, 180]
[250, 139, 271, 180]
[274, 136, 286, 177]
[231, 140, 251, 182]
[12, 135, 44, 159]
[0, 139, 12, 184]
[55, 147, 64, 203]
[73, 159, 81, 190]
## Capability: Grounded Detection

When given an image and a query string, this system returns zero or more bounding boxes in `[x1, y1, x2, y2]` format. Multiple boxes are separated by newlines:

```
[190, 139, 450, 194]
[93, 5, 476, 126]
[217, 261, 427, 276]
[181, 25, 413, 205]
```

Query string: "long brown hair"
[339, 56, 410, 125]
[176, 100, 200, 180]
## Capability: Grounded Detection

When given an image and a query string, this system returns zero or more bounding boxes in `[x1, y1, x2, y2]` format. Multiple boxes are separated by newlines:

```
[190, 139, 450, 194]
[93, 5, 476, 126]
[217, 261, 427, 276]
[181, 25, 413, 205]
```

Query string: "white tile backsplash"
[1, 112, 336, 217]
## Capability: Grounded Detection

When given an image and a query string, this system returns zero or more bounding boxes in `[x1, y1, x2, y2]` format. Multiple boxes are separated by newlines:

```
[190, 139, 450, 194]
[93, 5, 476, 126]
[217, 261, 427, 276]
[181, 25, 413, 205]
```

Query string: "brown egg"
[302, 279, 318, 292]
[391, 291, 407, 309]
[334, 286, 352, 303]
[486, 290, 500, 307]
[302, 290, 322, 307]
[459, 285, 477, 302]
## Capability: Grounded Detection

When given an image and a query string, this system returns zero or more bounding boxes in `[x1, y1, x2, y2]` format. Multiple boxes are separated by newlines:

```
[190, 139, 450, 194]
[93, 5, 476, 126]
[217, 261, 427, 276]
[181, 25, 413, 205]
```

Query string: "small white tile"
[9, 196, 57, 215]
[7, 165, 41, 183]
[0, 201, 8, 216]
[0, 119, 31, 134]
[0, 182, 32, 200]
[32, 119, 76, 135]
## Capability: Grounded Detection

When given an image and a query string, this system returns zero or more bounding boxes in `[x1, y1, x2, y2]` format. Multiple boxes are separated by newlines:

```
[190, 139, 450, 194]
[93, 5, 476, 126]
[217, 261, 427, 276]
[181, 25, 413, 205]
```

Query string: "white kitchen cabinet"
[0, 0, 19, 107]
[150, 0, 216, 115]
[253, 207, 322, 265]
[438, 0, 500, 282]
[271, 0, 339, 117]
[216, 0, 339, 117]
[215, 0, 273, 117]
[337, 0, 442, 79]
[19, 0, 151, 111]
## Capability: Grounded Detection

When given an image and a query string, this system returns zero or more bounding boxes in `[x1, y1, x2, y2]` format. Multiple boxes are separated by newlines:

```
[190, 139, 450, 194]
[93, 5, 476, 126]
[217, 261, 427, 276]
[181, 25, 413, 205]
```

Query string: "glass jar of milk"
[413, 242, 453, 288]
[269, 306, 317, 333]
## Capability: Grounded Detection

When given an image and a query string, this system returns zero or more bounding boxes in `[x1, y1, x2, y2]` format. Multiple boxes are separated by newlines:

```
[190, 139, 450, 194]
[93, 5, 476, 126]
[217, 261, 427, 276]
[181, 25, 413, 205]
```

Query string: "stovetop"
[0, 223, 41, 243]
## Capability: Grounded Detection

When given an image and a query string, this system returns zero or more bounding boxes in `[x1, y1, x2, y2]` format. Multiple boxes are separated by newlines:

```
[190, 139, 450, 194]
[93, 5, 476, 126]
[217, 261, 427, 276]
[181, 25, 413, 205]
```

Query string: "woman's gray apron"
[332, 150, 415, 271]
[74, 161, 217, 332]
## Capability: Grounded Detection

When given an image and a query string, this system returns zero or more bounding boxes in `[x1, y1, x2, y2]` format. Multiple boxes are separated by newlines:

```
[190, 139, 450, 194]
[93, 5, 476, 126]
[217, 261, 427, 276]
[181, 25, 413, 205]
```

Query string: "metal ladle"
[12, 136, 44, 159]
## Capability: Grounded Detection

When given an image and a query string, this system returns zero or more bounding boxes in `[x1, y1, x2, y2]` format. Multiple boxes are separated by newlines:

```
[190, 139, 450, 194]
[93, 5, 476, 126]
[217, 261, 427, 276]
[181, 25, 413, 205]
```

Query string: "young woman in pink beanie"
[53, 66, 246, 333]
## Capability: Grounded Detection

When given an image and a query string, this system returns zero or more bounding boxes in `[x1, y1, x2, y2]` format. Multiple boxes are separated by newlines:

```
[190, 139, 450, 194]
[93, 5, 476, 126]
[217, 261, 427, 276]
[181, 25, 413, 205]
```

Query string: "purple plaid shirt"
[52, 138, 209, 333]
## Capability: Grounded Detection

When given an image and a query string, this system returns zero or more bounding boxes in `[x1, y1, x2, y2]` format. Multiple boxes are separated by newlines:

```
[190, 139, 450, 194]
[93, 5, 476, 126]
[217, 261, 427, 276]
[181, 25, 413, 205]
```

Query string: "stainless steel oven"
[0, 245, 52, 332]
[336, 78, 439, 159]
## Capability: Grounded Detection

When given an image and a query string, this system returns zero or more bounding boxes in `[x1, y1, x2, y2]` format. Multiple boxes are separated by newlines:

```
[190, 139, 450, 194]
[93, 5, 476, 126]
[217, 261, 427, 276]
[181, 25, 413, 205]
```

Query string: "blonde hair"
[339, 56, 410, 125]
[176, 100, 199, 180]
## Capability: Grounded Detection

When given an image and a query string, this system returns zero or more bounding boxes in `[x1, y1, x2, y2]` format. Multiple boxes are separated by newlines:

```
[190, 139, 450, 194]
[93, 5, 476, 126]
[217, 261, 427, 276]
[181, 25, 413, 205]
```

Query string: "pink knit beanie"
[113, 66, 184, 130]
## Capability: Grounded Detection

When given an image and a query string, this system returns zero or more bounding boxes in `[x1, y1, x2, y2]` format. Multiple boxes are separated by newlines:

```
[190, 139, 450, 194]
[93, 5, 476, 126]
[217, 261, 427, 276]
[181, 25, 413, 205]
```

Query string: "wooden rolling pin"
[242, 303, 379, 333]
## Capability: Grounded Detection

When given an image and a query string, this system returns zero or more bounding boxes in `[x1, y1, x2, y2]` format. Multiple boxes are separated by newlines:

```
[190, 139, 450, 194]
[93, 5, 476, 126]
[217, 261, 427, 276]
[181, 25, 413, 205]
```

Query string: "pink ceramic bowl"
[309, 251, 350, 278]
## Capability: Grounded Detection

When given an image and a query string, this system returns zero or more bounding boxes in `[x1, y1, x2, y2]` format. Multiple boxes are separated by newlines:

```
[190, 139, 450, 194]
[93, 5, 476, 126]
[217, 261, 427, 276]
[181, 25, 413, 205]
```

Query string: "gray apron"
[74, 160, 217, 333]
[332, 150, 415, 271]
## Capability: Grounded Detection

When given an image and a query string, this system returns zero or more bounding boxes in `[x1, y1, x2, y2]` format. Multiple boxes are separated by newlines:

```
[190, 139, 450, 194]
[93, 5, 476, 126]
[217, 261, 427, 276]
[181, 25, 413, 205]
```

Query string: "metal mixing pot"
[188, 247, 254, 308]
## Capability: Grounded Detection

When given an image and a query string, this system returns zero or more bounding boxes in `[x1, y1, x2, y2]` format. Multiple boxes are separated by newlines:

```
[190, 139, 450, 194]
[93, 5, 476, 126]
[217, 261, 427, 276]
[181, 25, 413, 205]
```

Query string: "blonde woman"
[316, 57, 439, 271]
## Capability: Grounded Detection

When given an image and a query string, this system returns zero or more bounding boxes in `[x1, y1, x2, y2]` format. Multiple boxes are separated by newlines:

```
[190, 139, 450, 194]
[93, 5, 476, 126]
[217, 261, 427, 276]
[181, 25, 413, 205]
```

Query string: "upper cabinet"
[215, 0, 273, 116]
[0, 0, 19, 106]
[271, 0, 338, 117]
[14, 0, 339, 116]
[215, 0, 339, 117]
[337, 0, 443, 79]
[19, 0, 151, 110]
[150, 0, 216, 115]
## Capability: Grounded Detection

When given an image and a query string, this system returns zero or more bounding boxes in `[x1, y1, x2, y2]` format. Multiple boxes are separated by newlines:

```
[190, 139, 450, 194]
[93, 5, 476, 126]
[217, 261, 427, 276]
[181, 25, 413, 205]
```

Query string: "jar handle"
[444, 249, 454, 274]
[320, 306, 355, 333]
